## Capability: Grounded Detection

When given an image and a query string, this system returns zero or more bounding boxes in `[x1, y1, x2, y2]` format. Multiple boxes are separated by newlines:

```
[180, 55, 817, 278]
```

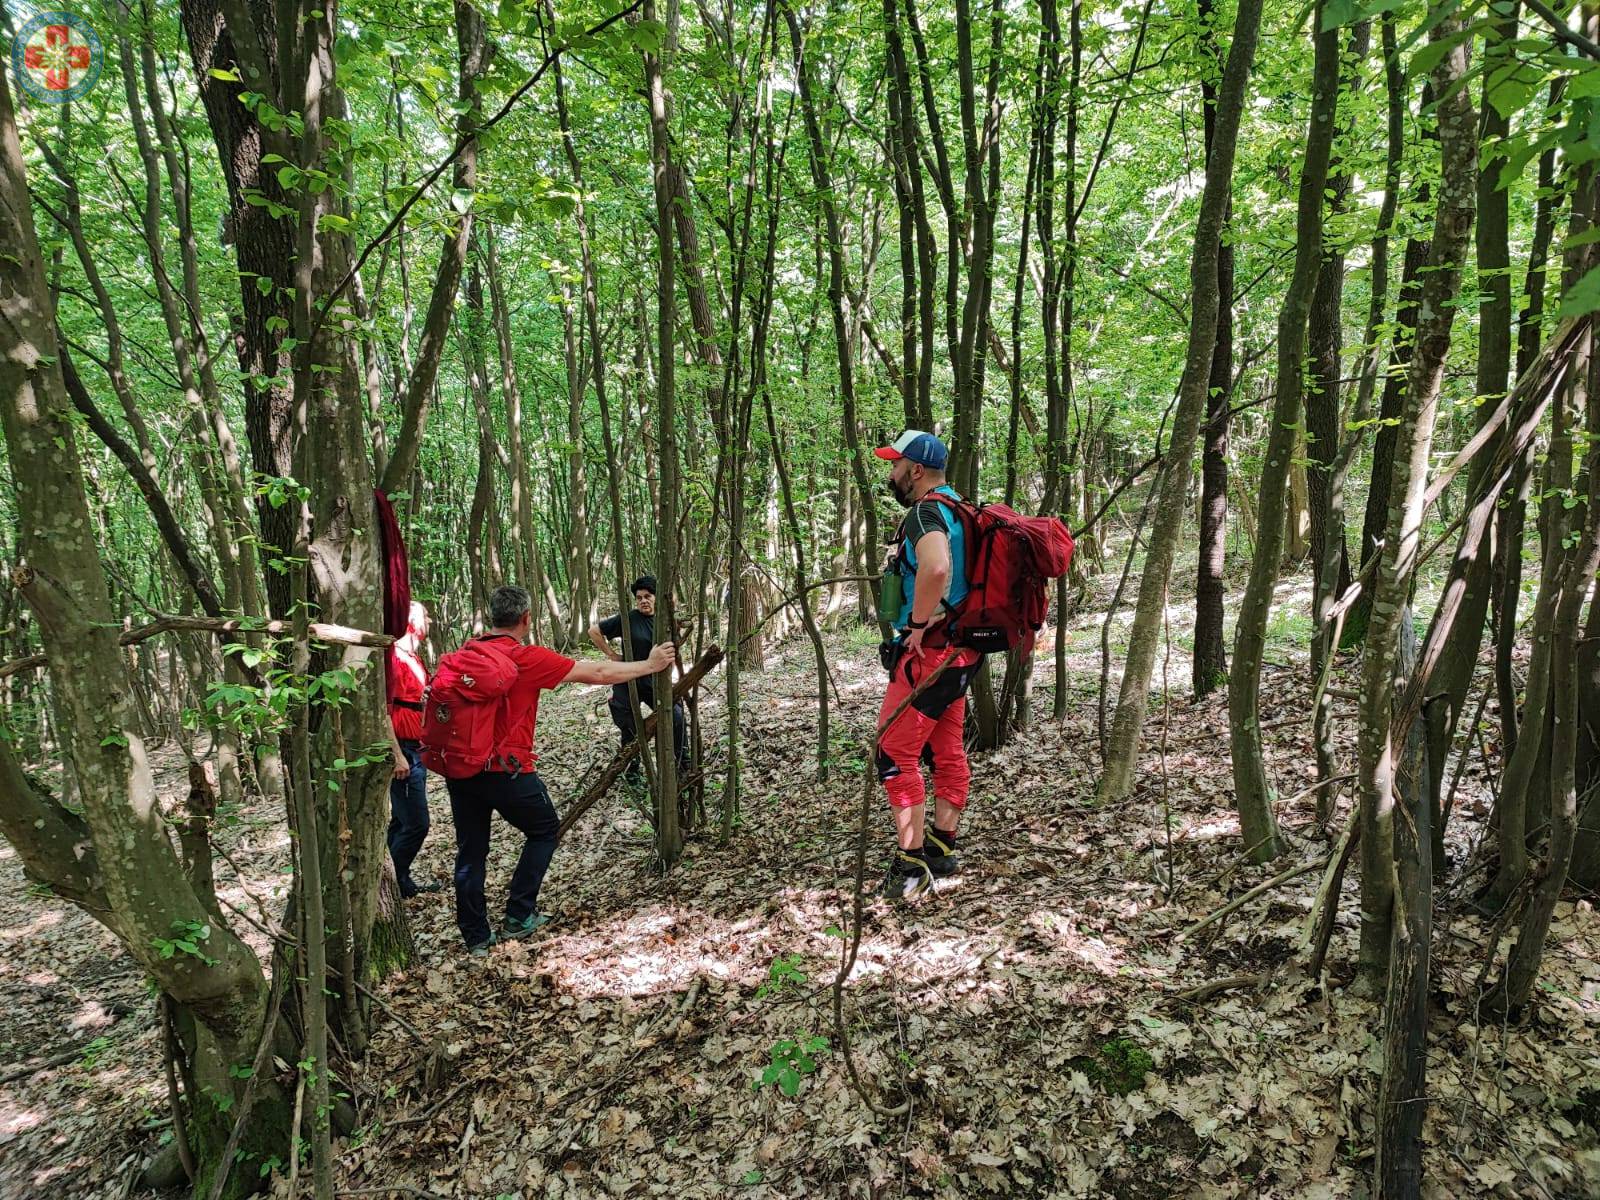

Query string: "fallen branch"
[1280, 773, 1355, 810]
[390, 1082, 469, 1129]
[0, 613, 392, 680]
[355, 980, 426, 1045]
[556, 646, 724, 840]
[0, 1041, 94, 1084]
[1177, 858, 1326, 942]
[1170, 971, 1270, 1004]
[1304, 807, 1361, 978]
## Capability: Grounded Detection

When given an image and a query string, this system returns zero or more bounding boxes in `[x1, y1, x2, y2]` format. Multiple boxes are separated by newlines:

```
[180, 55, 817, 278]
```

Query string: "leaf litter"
[1, 613, 1598, 1198]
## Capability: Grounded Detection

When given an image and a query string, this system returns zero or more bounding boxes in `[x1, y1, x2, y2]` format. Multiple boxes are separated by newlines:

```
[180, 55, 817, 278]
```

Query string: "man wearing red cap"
[873, 430, 982, 899]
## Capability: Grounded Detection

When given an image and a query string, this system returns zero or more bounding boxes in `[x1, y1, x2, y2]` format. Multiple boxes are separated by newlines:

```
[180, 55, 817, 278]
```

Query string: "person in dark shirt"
[588, 575, 687, 781]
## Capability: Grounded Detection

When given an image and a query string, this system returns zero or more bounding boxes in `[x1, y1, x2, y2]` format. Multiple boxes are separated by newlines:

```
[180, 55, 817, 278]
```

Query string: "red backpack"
[419, 637, 521, 779]
[919, 494, 1075, 655]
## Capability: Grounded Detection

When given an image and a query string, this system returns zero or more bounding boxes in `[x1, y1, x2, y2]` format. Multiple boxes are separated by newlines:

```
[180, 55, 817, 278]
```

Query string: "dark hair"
[489, 585, 531, 628]
[631, 575, 657, 598]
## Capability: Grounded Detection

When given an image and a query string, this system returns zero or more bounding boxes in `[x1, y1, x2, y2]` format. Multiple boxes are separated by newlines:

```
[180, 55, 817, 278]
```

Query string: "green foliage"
[1071, 1037, 1155, 1097]
[755, 954, 808, 999]
[754, 1034, 829, 1097]
[78, 1035, 113, 1069]
[152, 919, 219, 967]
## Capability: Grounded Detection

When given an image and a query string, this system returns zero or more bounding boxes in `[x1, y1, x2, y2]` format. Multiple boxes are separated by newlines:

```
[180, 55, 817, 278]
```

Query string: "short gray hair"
[489, 585, 531, 628]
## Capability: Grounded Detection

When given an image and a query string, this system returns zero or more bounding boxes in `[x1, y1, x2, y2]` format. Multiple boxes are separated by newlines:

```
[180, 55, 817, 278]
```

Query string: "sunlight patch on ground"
[0, 1103, 46, 1136]
[532, 906, 775, 1000]
[2, 910, 66, 942]
[1174, 814, 1242, 844]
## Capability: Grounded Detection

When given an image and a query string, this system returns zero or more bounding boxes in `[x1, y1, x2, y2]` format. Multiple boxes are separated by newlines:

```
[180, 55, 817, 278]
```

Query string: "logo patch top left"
[12, 11, 103, 105]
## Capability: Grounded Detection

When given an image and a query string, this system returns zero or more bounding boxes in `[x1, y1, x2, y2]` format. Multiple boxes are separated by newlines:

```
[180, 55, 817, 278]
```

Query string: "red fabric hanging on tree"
[375, 490, 413, 707]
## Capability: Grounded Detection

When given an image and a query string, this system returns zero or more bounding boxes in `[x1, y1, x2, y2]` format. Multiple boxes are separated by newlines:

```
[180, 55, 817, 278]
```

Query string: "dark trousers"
[608, 696, 688, 779]
[445, 770, 560, 947]
[387, 741, 429, 896]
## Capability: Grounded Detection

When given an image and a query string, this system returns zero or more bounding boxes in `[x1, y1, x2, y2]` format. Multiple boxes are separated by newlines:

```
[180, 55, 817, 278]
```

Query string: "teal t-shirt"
[896, 486, 968, 628]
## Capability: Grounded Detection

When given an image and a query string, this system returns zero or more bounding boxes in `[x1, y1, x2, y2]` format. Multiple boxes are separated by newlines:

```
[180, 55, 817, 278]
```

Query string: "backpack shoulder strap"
[919, 490, 978, 544]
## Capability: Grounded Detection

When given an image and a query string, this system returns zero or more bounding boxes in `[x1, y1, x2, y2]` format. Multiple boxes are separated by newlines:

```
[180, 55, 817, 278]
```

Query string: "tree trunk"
[1357, 15, 1475, 992]
[0, 65, 298, 1198]
[1227, 5, 1340, 865]
[1304, 23, 1368, 649]
[786, 0, 889, 639]
[1497, 80, 1562, 757]
[642, 0, 682, 867]
[1375, 612, 1431, 1198]
[1192, 0, 1232, 700]
[1097, 0, 1263, 805]
[1486, 385, 1600, 1012]
[1419, 0, 1518, 877]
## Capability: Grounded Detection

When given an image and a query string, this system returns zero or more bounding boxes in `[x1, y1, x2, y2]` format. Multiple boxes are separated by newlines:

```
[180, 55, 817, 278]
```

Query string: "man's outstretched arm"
[563, 641, 675, 686]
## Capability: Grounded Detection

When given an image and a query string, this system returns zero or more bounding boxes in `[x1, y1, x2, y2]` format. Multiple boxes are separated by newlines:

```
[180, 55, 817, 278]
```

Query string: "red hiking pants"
[875, 646, 980, 810]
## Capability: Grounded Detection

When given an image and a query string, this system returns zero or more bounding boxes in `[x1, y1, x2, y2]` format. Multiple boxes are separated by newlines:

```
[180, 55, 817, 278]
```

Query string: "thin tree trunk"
[1227, 4, 1340, 865]
[1302, 23, 1367, 642]
[1419, 1, 1518, 877]
[1357, 14, 1475, 993]
[785, 0, 888, 638]
[1097, 0, 1263, 805]
[1496, 78, 1563, 758]
[1192, 0, 1232, 700]
[1485, 360, 1600, 1011]
[642, 0, 682, 866]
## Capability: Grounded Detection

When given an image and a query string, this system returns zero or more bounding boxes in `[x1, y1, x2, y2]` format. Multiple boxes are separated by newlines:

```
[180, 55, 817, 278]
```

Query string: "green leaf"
[209, 66, 242, 82]
[1408, 22, 1478, 79]
[1569, 63, 1600, 101]
[1487, 59, 1542, 120]
[1558, 264, 1600, 317]
[1319, 0, 1357, 31]
[1560, 226, 1600, 252]
[630, 17, 666, 54]
[451, 188, 476, 214]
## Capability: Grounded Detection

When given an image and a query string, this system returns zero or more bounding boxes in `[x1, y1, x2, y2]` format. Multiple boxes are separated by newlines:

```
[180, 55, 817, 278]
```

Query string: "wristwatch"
[905, 617, 928, 631]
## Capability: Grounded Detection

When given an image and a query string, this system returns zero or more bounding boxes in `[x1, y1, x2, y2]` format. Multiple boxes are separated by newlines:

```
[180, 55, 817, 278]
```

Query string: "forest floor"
[4, 565, 1600, 1199]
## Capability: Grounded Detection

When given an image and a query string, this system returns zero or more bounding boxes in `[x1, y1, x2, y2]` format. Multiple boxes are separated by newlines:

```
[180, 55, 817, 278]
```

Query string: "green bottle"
[879, 567, 904, 629]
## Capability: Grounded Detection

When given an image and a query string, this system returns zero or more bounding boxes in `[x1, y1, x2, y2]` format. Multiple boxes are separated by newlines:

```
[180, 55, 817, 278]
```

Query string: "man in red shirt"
[449, 585, 675, 955]
[386, 601, 440, 898]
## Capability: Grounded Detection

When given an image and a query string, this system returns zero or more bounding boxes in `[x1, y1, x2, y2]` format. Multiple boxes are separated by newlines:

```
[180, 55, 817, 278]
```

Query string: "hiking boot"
[467, 932, 499, 958]
[923, 831, 961, 877]
[501, 913, 553, 940]
[407, 880, 445, 896]
[881, 850, 933, 901]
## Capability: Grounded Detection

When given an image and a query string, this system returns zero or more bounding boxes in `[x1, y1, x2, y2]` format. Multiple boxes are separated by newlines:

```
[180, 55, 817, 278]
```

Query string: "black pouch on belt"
[878, 639, 907, 675]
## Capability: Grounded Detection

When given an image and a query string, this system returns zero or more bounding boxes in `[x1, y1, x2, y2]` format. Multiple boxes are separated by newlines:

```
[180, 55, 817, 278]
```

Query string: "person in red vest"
[874, 431, 982, 900]
[448, 585, 674, 956]
[386, 601, 440, 898]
